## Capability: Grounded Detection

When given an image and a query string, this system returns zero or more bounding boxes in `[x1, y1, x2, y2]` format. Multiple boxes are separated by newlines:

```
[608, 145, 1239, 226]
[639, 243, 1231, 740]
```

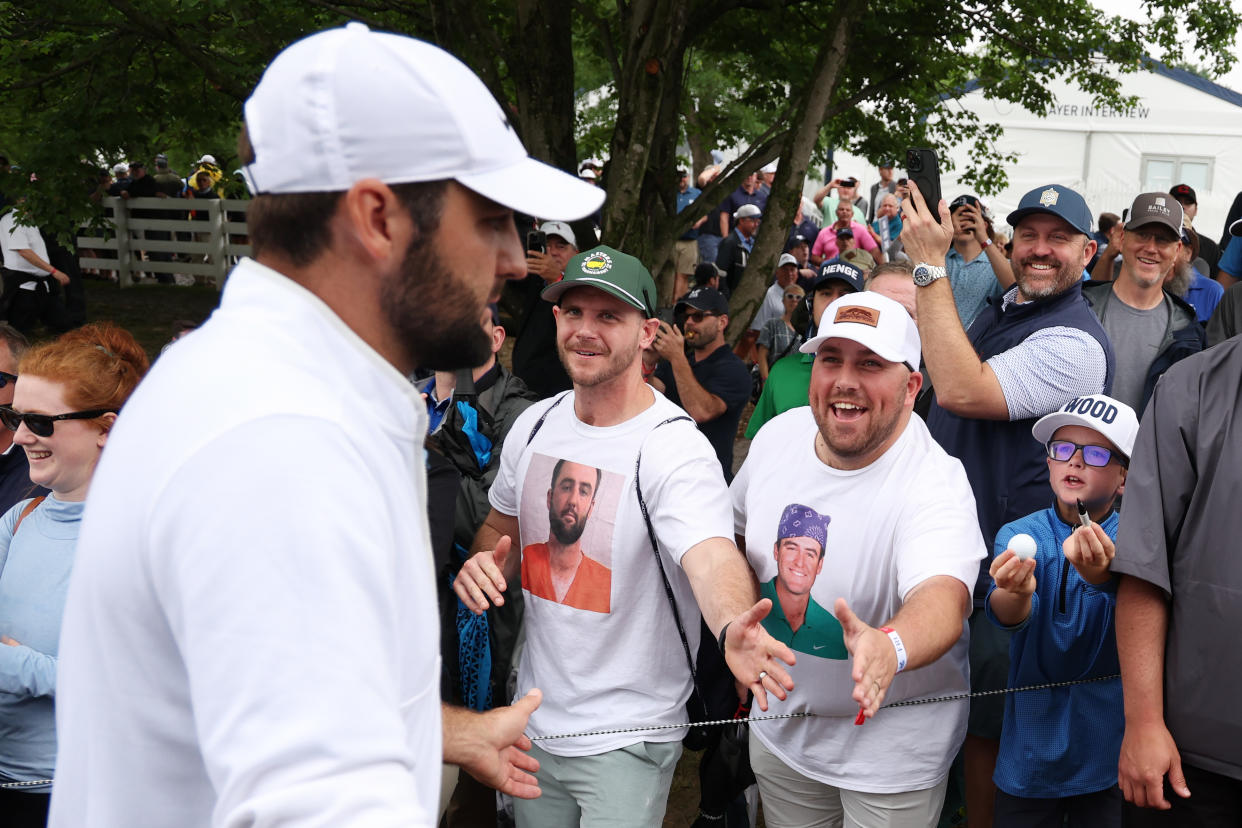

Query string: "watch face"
[913, 264, 944, 286]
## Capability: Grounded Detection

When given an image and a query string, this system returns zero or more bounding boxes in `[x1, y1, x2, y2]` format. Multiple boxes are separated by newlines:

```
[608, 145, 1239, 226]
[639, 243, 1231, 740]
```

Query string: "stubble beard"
[811, 382, 907, 464]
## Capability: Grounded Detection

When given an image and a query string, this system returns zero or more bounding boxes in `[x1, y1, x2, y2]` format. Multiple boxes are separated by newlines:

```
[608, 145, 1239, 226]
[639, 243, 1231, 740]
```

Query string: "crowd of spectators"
[1, 24, 1241, 828]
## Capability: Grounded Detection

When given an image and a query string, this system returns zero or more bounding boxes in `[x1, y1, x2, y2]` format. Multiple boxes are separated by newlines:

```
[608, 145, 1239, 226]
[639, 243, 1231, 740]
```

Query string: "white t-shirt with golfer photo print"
[731, 406, 986, 793]
[489, 388, 733, 757]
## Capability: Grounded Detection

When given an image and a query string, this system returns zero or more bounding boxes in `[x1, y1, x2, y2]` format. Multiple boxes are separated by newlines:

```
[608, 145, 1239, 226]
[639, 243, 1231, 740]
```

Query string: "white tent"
[825, 62, 1242, 241]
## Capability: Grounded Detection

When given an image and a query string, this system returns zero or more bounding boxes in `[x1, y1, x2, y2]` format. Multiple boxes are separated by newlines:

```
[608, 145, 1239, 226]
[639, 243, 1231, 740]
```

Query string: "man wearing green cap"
[456, 245, 797, 828]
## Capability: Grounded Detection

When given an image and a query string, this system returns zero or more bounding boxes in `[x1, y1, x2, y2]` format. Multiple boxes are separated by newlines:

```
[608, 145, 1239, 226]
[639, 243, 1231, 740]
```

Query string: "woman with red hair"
[0, 323, 147, 825]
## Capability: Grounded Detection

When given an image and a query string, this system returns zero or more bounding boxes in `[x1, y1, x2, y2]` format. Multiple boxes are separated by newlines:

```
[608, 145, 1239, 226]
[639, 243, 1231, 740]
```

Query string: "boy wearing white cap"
[986, 393, 1139, 827]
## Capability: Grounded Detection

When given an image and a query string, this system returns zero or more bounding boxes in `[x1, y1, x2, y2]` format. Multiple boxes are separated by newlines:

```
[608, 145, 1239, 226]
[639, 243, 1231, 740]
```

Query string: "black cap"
[1170, 184, 1196, 205]
[812, 259, 865, 294]
[835, 226, 854, 238]
[675, 286, 730, 316]
[949, 194, 980, 213]
[785, 233, 809, 251]
[692, 262, 724, 285]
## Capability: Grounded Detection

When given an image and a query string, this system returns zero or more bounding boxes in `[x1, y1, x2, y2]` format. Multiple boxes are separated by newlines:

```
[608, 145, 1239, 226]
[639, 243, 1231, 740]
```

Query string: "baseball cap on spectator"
[693, 262, 724, 284]
[734, 204, 762, 220]
[197, 154, 217, 165]
[129, 160, 145, 169]
[538, 220, 576, 248]
[761, 161, 778, 174]
[675, 286, 730, 316]
[579, 169, 597, 181]
[835, 226, 854, 239]
[542, 245, 657, 317]
[1169, 184, 1196, 205]
[154, 154, 169, 168]
[800, 291, 921, 371]
[812, 258, 865, 294]
[1231, 218, 1242, 237]
[112, 162, 128, 176]
[1124, 193, 1183, 237]
[241, 22, 604, 222]
[1006, 184, 1093, 236]
[1031, 393, 1139, 463]
[785, 234, 809, 252]
[778, 253, 799, 268]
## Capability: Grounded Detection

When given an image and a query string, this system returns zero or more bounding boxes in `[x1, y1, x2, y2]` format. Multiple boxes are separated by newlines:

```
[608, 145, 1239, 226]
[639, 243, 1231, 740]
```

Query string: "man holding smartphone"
[901, 180, 1115, 828]
[512, 221, 580, 398]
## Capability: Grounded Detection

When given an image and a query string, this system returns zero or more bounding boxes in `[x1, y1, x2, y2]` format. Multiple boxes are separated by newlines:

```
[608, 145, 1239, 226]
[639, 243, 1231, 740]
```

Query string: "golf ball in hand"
[1009, 533, 1037, 561]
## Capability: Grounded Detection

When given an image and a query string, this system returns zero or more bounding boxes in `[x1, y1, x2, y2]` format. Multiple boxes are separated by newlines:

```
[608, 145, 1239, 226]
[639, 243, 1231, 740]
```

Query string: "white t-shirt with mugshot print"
[731, 406, 986, 793]
[489, 387, 733, 756]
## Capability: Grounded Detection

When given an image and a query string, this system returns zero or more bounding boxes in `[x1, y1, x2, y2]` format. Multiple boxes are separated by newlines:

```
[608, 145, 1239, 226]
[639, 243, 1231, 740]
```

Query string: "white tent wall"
[816, 65, 1242, 241]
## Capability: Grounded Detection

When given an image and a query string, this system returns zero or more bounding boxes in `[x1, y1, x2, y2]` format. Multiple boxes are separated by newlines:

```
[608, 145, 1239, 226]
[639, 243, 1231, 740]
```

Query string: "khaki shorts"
[675, 239, 698, 274]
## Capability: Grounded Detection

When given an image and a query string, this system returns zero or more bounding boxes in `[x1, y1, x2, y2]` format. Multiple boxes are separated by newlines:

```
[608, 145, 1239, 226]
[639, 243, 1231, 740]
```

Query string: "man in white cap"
[512, 219, 581, 397]
[50, 23, 604, 828]
[716, 202, 761, 296]
[750, 253, 802, 335]
[732, 291, 985, 825]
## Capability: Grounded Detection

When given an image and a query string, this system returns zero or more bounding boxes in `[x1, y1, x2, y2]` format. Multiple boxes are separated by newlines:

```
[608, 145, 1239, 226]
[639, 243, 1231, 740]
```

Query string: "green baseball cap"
[540, 245, 657, 317]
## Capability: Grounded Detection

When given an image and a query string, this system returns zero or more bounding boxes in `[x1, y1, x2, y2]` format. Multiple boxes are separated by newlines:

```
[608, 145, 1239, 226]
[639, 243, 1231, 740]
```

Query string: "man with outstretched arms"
[732, 291, 985, 826]
[456, 246, 796, 828]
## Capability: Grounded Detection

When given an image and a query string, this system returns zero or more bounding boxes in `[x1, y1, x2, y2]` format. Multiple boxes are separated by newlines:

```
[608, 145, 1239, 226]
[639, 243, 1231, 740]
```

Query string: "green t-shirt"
[760, 577, 847, 659]
[745, 352, 813, 438]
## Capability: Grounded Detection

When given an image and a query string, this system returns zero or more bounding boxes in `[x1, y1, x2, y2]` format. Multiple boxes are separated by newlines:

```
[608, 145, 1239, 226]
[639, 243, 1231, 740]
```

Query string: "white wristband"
[880, 626, 907, 673]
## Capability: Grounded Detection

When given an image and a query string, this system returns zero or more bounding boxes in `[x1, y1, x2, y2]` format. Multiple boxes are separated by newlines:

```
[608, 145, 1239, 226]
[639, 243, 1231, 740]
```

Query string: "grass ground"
[71, 276, 223, 358]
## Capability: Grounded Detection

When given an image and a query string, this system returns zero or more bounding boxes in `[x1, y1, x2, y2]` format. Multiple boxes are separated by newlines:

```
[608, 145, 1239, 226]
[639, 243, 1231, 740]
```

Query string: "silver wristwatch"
[912, 262, 948, 287]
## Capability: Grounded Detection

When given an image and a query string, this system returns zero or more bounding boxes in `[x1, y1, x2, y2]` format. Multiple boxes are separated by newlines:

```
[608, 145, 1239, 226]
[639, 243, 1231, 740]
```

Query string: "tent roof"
[950, 59, 1242, 110]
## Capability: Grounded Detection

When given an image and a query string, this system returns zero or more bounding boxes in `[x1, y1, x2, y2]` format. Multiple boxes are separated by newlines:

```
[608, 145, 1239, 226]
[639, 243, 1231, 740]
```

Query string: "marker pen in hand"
[1077, 499, 1092, 529]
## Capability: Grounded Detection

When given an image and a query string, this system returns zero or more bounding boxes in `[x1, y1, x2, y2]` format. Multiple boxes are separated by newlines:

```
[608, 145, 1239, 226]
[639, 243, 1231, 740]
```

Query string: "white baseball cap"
[1031, 394, 1139, 461]
[197, 154, 217, 165]
[538, 220, 576, 248]
[241, 23, 604, 222]
[734, 203, 762, 220]
[777, 253, 798, 268]
[800, 291, 921, 371]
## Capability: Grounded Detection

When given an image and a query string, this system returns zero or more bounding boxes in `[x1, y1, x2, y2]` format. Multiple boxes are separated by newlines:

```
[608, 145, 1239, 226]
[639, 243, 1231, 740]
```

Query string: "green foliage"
[0, 0, 1237, 231]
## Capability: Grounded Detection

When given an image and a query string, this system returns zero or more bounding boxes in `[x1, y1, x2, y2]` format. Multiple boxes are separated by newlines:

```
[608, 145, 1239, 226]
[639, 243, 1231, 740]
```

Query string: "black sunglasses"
[683, 311, 719, 323]
[1046, 440, 1126, 468]
[0, 371, 16, 388]
[0, 406, 117, 437]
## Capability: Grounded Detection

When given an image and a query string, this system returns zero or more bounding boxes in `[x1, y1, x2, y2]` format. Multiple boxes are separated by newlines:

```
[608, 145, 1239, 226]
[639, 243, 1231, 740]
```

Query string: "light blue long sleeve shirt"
[0, 494, 83, 787]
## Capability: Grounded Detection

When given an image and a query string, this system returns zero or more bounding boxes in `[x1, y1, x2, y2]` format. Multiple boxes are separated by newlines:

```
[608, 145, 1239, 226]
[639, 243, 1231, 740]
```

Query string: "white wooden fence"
[77, 196, 251, 288]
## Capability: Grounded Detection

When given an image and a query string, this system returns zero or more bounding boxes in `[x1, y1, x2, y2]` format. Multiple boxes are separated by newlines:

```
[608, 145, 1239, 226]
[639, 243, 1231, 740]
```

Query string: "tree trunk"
[599, 0, 693, 267]
[511, 0, 579, 176]
[724, 3, 861, 345]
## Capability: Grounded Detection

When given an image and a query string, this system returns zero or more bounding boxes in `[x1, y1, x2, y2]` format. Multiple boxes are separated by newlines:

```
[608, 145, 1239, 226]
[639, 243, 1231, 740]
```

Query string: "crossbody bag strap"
[13, 495, 46, 535]
[525, 391, 571, 446]
[634, 415, 700, 691]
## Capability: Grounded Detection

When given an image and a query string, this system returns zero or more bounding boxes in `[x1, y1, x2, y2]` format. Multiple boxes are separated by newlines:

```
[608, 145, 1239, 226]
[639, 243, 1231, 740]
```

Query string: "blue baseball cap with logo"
[1006, 184, 1093, 236]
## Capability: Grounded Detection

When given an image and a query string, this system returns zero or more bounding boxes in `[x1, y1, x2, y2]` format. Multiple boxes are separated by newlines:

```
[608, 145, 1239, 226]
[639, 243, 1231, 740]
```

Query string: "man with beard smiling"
[647, 286, 751, 481]
[521, 459, 610, 613]
[1081, 193, 1204, 415]
[901, 182, 1116, 828]
[455, 245, 796, 828]
[50, 24, 605, 828]
[732, 290, 984, 824]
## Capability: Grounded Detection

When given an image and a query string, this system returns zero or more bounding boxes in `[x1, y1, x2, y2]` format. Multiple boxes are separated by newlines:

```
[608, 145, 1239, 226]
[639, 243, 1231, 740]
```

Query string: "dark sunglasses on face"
[684, 312, 718, 323]
[0, 371, 16, 388]
[0, 406, 117, 438]
[1046, 439, 1126, 468]
[784, 293, 803, 300]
